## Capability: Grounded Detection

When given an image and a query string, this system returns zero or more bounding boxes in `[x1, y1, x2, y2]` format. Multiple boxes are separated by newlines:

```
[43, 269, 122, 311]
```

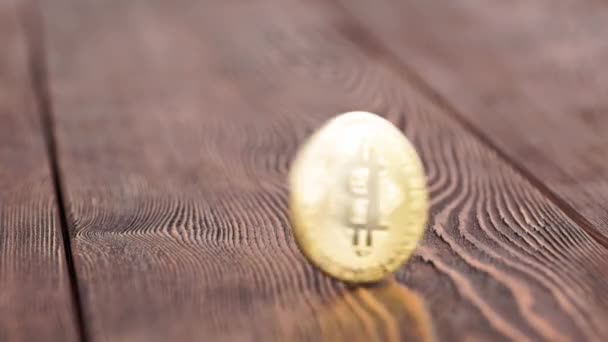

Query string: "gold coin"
[289, 111, 428, 283]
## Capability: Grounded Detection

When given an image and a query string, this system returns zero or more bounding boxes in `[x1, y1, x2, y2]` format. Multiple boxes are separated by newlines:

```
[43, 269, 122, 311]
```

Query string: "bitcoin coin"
[289, 111, 428, 283]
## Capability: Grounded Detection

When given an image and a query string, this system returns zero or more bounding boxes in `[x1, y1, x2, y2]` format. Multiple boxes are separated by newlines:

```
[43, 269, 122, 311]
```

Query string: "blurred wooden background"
[2, 0, 608, 341]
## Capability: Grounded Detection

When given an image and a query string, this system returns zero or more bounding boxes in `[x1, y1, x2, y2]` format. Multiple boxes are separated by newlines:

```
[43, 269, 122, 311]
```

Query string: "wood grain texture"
[41, 0, 608, 340]
[0, 1, 79, 341]
[339, 0, 608, 243]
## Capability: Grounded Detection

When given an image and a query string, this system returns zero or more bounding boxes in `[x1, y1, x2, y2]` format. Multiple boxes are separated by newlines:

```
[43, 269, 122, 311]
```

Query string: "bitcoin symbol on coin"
[289, 111, 428, 283]
[344, 141, 389, 256]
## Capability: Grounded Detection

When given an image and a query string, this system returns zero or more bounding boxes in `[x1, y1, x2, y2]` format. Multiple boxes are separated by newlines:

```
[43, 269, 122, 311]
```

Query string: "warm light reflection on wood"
[278, 278, 434, 342]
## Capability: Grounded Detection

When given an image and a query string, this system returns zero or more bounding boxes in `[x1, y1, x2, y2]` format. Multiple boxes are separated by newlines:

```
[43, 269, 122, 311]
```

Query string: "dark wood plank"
[339, 0, 608, 243]
[0, 1, 79, 341]
[42, 0, 608, 340]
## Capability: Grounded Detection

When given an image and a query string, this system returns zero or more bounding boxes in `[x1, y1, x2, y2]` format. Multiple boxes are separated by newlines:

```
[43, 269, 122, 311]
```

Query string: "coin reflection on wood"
[289, 111, 428, 283]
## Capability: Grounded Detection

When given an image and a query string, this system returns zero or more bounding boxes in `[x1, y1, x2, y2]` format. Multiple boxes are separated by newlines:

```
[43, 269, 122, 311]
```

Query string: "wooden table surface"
[2, 0, 608, 341]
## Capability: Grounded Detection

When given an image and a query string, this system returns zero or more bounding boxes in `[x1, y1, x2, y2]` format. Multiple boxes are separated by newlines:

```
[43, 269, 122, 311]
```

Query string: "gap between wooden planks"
[0, 0, 79, 340]
[36, 0, 608, 341]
